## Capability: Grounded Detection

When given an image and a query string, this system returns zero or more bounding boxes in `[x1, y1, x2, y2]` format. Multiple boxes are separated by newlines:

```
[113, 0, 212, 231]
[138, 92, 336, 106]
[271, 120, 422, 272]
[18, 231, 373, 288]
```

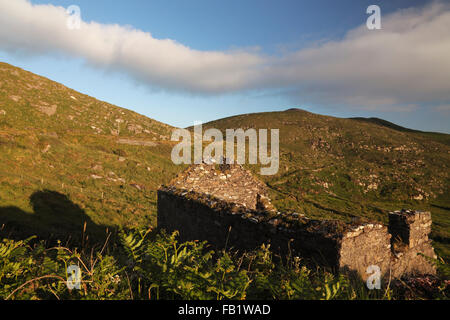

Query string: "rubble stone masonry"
[158, 164, 436, 281]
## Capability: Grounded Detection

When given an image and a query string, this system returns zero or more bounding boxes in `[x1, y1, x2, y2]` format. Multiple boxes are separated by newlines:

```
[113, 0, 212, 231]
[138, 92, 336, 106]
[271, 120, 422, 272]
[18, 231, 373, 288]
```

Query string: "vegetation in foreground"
[0, 228, 448, 300]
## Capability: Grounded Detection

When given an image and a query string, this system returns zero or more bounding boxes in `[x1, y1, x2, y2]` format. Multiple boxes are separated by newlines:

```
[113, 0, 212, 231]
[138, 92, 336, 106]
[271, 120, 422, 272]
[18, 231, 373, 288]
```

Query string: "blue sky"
[0, 0, 449, 132]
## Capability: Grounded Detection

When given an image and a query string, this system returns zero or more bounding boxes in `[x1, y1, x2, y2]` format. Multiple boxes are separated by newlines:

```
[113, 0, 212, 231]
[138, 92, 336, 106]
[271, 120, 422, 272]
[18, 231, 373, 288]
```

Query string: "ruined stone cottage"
[157, 163, 436, 281]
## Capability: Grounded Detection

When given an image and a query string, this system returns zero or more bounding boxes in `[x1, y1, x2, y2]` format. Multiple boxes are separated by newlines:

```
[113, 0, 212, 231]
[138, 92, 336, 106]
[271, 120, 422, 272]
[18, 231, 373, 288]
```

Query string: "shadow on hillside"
[0, 190, 108, 245]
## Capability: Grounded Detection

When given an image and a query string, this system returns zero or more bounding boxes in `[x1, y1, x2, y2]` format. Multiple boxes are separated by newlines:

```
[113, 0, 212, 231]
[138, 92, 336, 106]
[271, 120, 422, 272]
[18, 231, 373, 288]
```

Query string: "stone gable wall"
[168, 163, 271, 210]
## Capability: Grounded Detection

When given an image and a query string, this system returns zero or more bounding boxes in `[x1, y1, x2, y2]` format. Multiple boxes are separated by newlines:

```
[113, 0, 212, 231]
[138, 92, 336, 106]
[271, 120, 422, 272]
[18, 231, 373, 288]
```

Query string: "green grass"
[0, 62, 185, 242]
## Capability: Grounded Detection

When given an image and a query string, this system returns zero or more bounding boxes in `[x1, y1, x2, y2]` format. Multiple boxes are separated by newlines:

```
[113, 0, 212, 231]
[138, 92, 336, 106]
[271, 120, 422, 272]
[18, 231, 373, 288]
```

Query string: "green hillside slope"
[202, 109, 450, 258]
[0, 62, 182, 241]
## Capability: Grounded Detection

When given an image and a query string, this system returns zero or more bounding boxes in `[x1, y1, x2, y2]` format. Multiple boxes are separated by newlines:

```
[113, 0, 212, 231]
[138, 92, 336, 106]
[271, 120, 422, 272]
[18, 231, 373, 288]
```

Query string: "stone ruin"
[157, 163, 437, 281]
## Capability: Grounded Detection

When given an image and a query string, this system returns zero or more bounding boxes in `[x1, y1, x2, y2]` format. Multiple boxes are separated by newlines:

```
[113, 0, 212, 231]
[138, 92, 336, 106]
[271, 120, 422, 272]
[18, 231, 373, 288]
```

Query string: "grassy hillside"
[0, 62, 183, 242]
[0, 62, 448, 260]
[202, 109, 450, 258]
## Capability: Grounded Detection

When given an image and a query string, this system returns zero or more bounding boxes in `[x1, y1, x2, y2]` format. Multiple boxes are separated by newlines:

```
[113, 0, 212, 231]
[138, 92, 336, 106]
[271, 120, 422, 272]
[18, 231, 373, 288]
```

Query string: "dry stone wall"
[389, 210, 437, 278]
[158, 187, 346, 269]
[157, 164, 437, 281]
[339, 224, 392, 280]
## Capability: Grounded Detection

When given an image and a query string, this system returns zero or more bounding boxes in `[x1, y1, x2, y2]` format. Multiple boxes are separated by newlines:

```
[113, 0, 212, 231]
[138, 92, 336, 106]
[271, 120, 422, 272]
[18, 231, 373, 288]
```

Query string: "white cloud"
[0, 0, 450, 111]
[0, 0, 265, 93]
[266, 2, 450, 109]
